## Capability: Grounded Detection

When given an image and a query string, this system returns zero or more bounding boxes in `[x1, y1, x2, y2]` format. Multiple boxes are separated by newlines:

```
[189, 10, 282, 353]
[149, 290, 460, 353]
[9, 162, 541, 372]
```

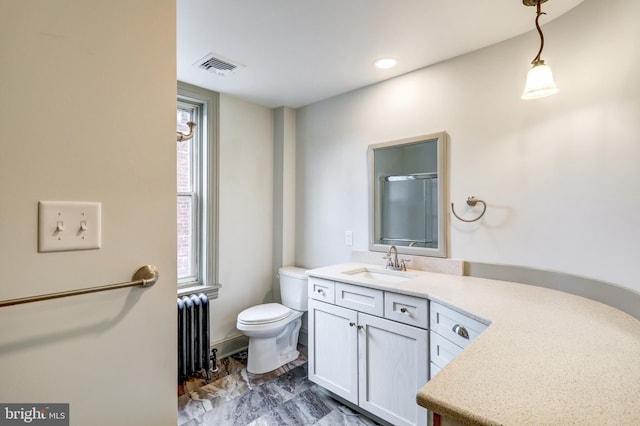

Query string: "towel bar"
[0, 265, 158, 308]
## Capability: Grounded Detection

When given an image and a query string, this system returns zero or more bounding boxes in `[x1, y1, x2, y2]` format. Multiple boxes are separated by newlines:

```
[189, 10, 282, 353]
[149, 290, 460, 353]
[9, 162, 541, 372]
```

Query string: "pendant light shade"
[521, 0, 558, 100]
[521, 60, 559, 99]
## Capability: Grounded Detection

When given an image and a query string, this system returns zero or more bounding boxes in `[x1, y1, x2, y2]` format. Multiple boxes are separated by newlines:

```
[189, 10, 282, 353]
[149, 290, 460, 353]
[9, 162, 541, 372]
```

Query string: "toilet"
[236, 266, 308, 374]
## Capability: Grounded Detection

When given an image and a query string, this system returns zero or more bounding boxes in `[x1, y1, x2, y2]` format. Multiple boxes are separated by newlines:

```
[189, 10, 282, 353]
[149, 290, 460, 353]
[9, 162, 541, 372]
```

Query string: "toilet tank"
[279, 266, 308, 311]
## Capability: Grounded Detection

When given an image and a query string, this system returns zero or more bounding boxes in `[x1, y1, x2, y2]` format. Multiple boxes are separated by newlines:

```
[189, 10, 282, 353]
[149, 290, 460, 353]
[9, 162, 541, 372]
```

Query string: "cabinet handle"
[452, 324, 469, 339]
[349, 322, 356, 327]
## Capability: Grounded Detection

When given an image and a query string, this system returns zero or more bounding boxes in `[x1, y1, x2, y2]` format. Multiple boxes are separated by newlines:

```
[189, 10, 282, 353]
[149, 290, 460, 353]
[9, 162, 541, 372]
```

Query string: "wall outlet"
[345, 230, 353, 246]
[38, 201, 101, 252]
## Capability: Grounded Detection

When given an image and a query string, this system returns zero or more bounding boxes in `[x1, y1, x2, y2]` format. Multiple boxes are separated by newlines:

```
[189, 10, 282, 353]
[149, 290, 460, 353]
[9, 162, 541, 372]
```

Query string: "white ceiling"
[177, 0, 584, 108]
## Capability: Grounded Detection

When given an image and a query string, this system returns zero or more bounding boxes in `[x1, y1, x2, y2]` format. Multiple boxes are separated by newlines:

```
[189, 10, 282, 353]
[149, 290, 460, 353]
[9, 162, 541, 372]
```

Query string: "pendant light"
[521, 0, 559, 100]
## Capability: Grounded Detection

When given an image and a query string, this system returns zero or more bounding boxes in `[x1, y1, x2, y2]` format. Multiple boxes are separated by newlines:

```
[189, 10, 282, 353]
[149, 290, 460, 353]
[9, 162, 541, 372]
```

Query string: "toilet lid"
[238, 303, 292, 324]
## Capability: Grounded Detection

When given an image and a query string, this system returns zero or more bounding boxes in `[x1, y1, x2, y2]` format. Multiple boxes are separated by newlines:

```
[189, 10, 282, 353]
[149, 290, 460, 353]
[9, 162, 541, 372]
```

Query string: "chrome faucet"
[384, 245, 410, 271]
[384, 245, 399, 271]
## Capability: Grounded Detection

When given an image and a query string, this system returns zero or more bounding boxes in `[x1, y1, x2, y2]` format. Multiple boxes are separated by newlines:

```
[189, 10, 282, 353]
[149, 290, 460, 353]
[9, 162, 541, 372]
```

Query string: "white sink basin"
[342, 267, 416, 284]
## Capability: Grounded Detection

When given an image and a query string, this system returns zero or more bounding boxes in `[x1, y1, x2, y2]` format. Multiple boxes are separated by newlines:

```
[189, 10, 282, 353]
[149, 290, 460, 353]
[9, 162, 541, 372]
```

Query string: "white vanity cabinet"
[307, 298, 359, 404]
[308, 281, 428, 426]
[428, 302, 487, 426]
[308, 276, 336, 304]
[429, 301, 487, 378]
[357, 312, 428, 426]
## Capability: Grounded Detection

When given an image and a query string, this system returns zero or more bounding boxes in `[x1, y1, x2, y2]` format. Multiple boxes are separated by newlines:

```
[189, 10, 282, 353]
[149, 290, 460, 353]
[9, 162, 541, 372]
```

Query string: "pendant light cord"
[531, 0, 546, 65]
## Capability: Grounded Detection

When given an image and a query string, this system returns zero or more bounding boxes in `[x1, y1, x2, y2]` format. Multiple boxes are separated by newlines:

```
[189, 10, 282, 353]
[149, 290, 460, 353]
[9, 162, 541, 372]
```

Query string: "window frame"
[177, 100, 200, 285]
[177, 82, 220, 299]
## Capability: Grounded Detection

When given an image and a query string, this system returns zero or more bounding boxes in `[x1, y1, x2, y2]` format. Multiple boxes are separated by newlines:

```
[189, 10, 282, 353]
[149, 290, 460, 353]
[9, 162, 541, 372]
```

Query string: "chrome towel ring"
[451, 196, 487, 223]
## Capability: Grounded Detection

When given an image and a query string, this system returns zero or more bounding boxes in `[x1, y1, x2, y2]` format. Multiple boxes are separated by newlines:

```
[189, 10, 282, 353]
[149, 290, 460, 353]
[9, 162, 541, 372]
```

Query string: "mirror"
[368, 132, 448, 258]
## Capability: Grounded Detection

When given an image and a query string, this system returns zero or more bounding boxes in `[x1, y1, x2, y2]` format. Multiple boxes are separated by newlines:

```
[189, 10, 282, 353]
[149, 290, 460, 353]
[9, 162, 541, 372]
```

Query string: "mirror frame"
[368, 131, 448, 258]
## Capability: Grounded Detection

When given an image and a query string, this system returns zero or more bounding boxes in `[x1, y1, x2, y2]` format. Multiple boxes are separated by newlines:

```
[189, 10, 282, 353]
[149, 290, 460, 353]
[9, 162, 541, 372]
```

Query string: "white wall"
[0, 1, 177, 425]
[296, 0, 640, 292]
[214, 95, 274, 348]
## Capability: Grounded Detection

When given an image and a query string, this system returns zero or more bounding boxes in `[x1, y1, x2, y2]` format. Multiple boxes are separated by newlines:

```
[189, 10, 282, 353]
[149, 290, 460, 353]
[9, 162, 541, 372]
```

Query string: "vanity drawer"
[308, 277, 335, 303]
[384, 292, 428, 329]
[335, 282, 383, 316]
[430, 302, 487, 349]
[430, 331, 464, 372]
[430, 362, 442, 379]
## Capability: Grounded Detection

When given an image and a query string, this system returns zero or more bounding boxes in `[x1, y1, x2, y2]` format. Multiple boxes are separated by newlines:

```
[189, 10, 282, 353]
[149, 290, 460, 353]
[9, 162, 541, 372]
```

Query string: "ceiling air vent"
[194, 52, 244, 76]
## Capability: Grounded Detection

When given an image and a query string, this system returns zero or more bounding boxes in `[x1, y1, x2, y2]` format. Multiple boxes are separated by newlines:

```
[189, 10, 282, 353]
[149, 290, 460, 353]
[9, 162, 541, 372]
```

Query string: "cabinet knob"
[357, 325, 363, 330]
[349, 322, 356, 327]
[452, 324, 469, 339]
[316, 288, 325, 295]
[400, 307, 408, 314]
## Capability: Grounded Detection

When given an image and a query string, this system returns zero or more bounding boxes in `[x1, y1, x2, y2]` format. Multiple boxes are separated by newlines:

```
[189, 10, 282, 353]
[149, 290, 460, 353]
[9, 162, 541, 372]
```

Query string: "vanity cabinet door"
[358, 313, 428, 426]
[308, 299, 358, 405]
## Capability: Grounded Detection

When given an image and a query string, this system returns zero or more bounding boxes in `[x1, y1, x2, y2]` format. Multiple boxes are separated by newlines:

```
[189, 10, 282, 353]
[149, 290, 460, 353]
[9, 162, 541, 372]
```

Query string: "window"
[177, 102, 199, 282]
[177, 82, 219, 297]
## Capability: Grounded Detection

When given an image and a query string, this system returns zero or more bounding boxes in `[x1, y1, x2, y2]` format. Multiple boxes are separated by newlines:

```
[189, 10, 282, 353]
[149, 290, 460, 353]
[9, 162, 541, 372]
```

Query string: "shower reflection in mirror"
[369, 132, 448, 258]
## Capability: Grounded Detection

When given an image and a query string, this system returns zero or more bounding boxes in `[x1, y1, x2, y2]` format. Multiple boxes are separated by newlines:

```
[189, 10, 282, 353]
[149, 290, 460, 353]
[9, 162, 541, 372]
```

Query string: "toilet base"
[246, 315, 302, 374]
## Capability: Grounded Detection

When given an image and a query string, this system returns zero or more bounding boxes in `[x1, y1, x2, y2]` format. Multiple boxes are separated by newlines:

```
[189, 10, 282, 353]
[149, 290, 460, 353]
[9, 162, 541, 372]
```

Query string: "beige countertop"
[307, 263, 640, 426]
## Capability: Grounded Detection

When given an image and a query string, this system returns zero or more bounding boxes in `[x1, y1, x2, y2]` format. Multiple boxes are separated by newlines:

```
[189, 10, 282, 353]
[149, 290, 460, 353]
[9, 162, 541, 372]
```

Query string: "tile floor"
[178, 346, 380, 426]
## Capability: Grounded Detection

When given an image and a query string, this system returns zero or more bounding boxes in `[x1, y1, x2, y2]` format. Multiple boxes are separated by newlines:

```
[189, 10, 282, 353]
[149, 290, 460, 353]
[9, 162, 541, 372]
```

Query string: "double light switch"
[38, 201, 101, 252]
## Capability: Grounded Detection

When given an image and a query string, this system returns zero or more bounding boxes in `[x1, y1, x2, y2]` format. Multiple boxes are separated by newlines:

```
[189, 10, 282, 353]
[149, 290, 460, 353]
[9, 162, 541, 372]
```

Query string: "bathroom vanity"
[308, 276, 430, 426]
[307, 265, 486, 426]
[306, 263, 640, 426]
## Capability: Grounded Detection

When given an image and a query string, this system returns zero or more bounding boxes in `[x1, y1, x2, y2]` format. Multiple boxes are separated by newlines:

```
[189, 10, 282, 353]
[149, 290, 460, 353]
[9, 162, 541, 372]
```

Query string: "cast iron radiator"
[177, 294, 217, 382]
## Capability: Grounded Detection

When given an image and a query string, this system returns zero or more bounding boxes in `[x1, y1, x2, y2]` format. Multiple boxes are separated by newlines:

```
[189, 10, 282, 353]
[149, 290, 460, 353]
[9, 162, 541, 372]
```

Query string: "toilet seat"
[237, 303, 292, 325]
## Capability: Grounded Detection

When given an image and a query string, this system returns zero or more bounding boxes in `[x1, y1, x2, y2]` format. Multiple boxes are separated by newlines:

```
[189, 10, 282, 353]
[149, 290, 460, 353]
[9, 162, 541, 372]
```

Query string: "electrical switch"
[38, 201, 101, 252]
[345, 230, 353, 246]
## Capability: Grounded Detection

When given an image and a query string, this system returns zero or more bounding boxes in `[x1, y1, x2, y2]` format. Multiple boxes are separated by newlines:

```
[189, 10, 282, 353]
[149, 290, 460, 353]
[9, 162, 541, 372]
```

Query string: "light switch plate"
[38, 201, 101, 252]
[345, 230, 353, 246]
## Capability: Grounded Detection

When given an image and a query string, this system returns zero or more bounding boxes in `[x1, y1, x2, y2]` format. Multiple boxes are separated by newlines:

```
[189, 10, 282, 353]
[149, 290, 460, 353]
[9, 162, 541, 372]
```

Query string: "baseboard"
[210, 333, 248, 360]
[212, 327, 308, 362]
[318, 387, 393, 426]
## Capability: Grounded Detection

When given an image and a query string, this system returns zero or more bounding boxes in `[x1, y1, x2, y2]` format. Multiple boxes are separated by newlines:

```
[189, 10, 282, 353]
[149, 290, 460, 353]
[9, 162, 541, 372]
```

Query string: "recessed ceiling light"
[374, 58, 397, 69]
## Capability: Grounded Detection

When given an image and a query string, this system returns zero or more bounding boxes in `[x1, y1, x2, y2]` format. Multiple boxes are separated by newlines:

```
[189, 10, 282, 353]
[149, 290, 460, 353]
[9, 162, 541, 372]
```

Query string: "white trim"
[211, 333, 249, 360]
[177, 81, 219, 296]
[177, 283, 221, 300]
